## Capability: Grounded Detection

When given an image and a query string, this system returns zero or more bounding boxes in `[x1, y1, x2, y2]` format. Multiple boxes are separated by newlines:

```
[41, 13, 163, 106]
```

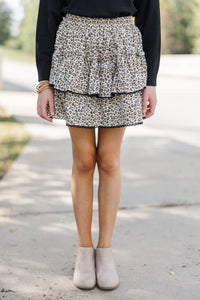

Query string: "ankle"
[78, 242, 94, 247]
[96, 243, 111, 248]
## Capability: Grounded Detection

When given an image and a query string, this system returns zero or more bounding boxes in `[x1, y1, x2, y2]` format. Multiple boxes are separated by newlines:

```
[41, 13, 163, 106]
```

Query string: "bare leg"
[96, 127, 126, 248]
[68, 127, 96, 247]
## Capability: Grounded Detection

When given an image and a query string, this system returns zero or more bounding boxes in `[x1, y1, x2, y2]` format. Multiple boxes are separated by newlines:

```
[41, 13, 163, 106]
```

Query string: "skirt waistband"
[64, 12, 134, 25]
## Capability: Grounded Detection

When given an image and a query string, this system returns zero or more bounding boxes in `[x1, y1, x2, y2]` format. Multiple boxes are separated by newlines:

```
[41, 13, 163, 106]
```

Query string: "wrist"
[36, 81, 53, 94]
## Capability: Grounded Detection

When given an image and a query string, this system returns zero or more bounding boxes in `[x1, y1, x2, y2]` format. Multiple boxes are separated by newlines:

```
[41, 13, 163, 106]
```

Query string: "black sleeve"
[35, 0, 64, 82]
[134, 0, 161, 86]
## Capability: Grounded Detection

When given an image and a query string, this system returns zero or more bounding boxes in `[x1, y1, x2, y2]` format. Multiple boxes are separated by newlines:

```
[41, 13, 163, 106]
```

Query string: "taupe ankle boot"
[73, 246, 96, 289]
[95, 247, 119, 290]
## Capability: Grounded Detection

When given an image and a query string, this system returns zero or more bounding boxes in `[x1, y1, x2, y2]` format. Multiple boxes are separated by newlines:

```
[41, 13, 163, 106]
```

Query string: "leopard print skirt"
[47, 13, 148, 128]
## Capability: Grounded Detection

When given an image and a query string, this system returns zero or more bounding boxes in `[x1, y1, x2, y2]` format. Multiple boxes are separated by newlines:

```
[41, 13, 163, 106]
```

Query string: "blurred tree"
[160, 0, 200, 54]
[18, 0, 39, 55]
[192, 0, 200, 53]
[160, 0, 169, 53]
[0, 1, 12, 44]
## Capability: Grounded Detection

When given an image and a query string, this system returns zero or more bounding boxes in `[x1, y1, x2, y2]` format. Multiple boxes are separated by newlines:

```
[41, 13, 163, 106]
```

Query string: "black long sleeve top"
[35, 0, 161, 86]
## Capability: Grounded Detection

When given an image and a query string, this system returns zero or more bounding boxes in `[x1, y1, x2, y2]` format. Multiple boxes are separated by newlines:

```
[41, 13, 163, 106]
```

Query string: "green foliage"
[192, 0, 200, 53]
[0, 1, 12, 44]
[4, 36, 23, 50]
[18, 0, 39, 55]
[0, 105, 31, 180]
[160, 0, 200, 54]
[0, 45, 35, 63]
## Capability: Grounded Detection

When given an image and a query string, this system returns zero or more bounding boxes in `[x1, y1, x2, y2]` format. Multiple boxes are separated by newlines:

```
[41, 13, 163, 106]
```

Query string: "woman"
[35, 0, 161, 290]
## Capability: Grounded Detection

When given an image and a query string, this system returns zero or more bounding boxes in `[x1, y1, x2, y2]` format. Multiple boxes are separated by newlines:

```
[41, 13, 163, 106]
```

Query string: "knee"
[75, 151, 96, 173]
[97, 150, 120, 174]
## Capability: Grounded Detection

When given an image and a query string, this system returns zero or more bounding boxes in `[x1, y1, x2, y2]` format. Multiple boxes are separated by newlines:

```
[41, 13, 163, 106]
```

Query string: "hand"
[37, 88, 54, 122]
[142, 86, 157, 119]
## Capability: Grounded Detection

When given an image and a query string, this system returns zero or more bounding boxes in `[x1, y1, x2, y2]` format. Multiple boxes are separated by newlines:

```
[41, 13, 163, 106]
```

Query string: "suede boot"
[95, 247, 119, 290]
[73, 246, 96, 289]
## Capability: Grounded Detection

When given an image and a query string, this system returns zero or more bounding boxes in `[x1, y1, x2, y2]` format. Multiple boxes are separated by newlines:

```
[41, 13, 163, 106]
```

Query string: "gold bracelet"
[36, 81, 53, 94]
[36, 80, 49, 88]
[36, 81, 49, 90]
[38, 86, 51, 94]
[36, 86, 50, 94]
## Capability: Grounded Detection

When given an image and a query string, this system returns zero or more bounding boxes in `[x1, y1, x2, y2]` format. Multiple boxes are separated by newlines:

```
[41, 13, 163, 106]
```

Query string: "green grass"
[0, 45, 35, 63]
[0, 105, 31, 180]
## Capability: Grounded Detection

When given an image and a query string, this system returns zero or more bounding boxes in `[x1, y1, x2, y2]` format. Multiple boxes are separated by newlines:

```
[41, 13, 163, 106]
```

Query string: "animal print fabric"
[47, 13, 148, 128]
[47, 89, 144, 128]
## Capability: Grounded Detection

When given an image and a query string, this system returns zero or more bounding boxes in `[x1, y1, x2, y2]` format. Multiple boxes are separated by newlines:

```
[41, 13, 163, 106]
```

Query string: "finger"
[145, 110, 154, 118]
[37, 105, 42, 117]
[142, 95, 149, 114]
[41, 104, 53, 122]
[145, 104, 155, 118]
[48, 98, 55, 115]
[37, 100, 41, 116]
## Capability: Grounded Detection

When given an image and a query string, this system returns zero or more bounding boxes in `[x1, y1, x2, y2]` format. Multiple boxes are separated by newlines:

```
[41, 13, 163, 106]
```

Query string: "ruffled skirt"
[47, 13, 148, 128]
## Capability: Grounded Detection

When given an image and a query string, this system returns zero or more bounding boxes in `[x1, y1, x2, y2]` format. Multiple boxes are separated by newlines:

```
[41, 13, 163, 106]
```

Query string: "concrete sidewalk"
[159, 54, 200, 79]
[0, 73, 200, 299]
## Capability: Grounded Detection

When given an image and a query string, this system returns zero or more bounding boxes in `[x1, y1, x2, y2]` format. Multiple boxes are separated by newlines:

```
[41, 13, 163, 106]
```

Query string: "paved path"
[0, 57, 200, 299]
